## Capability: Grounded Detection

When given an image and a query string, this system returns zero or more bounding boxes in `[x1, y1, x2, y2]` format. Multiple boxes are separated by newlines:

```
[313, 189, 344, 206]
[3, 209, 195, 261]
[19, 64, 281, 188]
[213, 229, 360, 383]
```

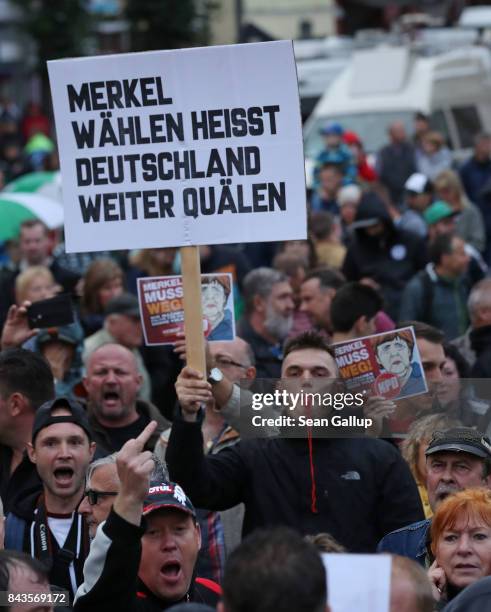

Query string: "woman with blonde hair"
[429, 488, 491, 605]
[15, 265, 58, 304]
[402, 413, 463, 518]
[434, 169, 486, 252]
[17, 265, 84, 400]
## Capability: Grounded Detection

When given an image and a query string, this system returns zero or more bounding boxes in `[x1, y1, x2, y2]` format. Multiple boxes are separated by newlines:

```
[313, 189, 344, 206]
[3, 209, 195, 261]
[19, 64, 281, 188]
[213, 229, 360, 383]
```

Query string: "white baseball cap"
[404, 173, 430, 194]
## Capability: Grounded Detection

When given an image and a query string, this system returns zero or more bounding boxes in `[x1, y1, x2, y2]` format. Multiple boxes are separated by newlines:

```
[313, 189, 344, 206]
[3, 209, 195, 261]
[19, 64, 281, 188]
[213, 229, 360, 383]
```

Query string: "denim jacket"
[377, 519, 431, 568]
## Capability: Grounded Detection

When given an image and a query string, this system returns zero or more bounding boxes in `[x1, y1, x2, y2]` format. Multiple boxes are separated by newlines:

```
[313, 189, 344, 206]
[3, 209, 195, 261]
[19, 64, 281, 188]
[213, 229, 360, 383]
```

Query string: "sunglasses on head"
[85, 489, 118, 505]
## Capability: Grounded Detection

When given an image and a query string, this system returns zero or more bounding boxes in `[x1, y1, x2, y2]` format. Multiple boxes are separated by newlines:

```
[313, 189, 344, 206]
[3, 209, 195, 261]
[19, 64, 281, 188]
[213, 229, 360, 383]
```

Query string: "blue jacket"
[377, 518, 431, 567]
[460, 157, 491, 215]
[313, 143, 357, 188]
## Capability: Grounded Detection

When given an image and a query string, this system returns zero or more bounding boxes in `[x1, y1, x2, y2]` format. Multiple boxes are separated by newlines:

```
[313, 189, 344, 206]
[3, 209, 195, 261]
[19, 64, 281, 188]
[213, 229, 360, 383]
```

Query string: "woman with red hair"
[429, 488, 491, 605]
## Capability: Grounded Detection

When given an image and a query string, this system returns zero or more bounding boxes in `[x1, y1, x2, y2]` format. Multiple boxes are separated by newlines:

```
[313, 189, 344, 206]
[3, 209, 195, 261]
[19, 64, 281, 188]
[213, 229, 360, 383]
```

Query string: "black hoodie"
[342, 192, 426, 318]
[0, 448, 41, 514]
[4, 488, 90, 603]
[166, 415, 424, 552]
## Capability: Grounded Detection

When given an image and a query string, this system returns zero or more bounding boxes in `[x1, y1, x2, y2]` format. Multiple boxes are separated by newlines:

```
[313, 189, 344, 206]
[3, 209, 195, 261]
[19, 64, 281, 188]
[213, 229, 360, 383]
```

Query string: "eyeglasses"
[85, 489, 118, 506]
[214, 357, 249, 370]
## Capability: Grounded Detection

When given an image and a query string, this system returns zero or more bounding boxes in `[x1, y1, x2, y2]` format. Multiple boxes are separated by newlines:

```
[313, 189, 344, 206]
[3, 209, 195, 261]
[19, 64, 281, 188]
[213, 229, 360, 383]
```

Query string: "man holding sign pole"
[167, 330, 424, 552]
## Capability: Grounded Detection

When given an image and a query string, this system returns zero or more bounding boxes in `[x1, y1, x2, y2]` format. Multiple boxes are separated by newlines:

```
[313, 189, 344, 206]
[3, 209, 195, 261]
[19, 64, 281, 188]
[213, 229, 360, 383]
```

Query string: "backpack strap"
[4, 513, 26, 551]
[418, 269, 435, 324]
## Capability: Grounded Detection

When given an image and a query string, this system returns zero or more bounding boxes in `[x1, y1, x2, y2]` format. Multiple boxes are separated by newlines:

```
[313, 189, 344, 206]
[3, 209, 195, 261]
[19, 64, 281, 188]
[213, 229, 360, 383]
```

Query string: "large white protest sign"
[323, 554, 391, 612]
[48, 41, 306, 253]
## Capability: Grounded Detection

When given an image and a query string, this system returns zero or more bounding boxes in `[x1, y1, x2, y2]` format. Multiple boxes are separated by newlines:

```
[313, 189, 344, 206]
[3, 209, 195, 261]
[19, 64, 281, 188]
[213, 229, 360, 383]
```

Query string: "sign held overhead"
[48, 41, 306, 252]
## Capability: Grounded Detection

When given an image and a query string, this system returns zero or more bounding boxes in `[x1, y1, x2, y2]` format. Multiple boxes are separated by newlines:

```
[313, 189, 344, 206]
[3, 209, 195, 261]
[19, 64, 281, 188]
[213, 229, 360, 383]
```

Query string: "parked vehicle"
[303, 43, 491, 186]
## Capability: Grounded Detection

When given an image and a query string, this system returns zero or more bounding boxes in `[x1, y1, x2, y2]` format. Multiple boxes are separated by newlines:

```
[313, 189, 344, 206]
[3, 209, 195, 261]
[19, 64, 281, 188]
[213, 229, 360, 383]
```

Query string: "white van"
[294, 36, 353, 120]
[303, 43, 491, 184]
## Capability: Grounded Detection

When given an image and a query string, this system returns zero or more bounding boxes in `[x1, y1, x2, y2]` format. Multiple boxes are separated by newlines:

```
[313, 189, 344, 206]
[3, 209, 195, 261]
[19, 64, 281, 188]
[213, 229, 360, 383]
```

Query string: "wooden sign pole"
[180, 245, 206, 374]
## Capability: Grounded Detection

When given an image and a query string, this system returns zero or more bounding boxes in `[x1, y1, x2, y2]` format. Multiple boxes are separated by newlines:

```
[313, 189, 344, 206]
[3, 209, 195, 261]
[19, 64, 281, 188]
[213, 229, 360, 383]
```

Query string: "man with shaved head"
[83, 344, 168, 454]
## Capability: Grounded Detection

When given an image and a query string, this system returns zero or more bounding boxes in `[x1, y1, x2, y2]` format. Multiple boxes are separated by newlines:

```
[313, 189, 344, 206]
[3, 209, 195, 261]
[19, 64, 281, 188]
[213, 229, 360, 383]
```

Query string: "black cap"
[415, 111, 429, 121]
[32, 397, 92, 443]
[143, 481, 196, 518]
[425, 427, 491, 459]
[104, 292, 140, 317]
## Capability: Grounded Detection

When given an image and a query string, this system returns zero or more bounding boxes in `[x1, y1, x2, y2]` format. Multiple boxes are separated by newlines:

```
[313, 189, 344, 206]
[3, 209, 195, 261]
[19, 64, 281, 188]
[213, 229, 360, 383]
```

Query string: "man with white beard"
[237, 268, 294, 378]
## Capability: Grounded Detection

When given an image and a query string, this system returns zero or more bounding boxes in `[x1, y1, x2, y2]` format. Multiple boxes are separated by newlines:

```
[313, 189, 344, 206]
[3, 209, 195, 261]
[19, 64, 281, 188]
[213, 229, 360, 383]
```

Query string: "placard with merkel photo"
[332, 326, 428, 401]
[137, 272, 235, 345]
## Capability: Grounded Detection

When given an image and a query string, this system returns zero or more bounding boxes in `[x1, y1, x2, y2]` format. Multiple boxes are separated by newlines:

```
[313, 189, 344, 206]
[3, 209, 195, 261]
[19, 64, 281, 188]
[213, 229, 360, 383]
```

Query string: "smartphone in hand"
[27, 294, 74, 329]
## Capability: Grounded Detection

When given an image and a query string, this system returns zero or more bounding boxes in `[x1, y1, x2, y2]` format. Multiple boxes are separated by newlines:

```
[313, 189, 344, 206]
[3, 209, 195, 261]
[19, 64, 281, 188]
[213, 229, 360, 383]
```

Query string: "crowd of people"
[2, 95, 491, 611]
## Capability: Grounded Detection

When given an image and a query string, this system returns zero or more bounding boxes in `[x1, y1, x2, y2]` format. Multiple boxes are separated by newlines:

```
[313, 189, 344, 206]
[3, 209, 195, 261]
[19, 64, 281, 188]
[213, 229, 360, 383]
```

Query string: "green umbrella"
[3, 171, 58, 195]
[0, 194, 64, 241]
[0, 200, 36, 241]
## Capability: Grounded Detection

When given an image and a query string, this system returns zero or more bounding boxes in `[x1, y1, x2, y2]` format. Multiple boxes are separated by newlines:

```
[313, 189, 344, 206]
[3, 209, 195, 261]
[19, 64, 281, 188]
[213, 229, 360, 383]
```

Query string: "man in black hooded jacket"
[166, 331, 424, 552]
[342, 192, 426, 319]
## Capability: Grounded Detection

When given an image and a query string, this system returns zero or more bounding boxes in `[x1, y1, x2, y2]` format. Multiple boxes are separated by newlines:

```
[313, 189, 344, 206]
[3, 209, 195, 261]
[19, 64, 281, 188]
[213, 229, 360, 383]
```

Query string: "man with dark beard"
[237, 268, 294, 378]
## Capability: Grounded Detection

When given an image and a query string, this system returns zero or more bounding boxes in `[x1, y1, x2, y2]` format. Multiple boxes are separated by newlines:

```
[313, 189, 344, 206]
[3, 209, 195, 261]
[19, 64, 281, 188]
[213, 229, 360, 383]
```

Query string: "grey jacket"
[455, 200, 486, 252]
[399, 264, 471, 340]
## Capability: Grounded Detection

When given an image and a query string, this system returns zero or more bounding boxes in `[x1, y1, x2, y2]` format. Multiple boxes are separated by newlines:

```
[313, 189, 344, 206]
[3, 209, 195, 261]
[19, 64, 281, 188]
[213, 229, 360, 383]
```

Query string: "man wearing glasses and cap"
[378, 427, 491, 567]
[74, 421, 221, 611]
